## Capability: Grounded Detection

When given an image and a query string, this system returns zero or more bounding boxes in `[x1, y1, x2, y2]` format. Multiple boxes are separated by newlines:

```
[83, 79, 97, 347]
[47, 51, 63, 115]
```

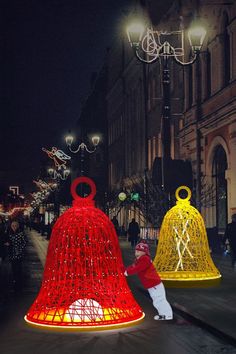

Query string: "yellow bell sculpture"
[153, 186, 221, 287]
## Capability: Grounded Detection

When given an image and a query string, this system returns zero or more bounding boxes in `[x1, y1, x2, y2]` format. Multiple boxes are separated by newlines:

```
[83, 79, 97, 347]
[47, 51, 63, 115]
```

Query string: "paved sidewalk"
[27, 230, 236, 344]
[148, 241, 236, 343]
[166, 253, 236, 342]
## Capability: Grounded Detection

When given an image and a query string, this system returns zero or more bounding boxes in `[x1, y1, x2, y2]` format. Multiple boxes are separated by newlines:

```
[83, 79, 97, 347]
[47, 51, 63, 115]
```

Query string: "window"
[212, 145, 228, 231]
[222, 12, 230, 86]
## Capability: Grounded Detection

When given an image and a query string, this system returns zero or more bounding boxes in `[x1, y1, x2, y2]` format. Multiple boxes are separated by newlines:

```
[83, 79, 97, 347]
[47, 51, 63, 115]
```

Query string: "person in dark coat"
[223, 214, 236, 268]
[5, 220, 27, 293]
[111, 216, 120, 236]
[127, 218, 140, 248]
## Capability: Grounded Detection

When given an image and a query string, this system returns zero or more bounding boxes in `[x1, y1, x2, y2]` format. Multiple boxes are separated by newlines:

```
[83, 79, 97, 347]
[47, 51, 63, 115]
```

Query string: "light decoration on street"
[30, 190, 50, 202]
[47, 167, 70, 180]
[42, 147, 71, 170]
[131, 192, 140, 201]
[25, 177, 144, 330]
[0, 207, 29, 217]
[42, 146, 71, 180]
[153, 186, 221, 286]
[118, 192, 127, 201]
[29, 184, 53, 213]
[33, 179, 52, 191]
[9, 185, 20, 195]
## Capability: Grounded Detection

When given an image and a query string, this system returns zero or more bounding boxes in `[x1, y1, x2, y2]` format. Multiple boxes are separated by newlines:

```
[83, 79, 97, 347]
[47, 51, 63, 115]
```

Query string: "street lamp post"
[127, 21, 206, 192]
[65, 134, 100, 175]
[65, 134, 100, 196]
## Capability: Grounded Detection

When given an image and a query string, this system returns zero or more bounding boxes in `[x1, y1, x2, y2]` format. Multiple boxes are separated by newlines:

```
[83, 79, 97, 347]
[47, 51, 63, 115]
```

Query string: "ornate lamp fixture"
[126, 19, 206, 65]
[65, 134, 100, 154]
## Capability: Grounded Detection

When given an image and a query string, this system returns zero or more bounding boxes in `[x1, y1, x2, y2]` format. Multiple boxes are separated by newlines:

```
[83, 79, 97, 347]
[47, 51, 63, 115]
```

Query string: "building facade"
[178, 0, 236, 233]
[106, 0, 236, 234]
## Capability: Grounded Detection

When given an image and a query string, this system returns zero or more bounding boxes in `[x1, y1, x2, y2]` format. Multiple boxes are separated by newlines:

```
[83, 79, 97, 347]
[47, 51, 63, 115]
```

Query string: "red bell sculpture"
[25, 177, 144, 330]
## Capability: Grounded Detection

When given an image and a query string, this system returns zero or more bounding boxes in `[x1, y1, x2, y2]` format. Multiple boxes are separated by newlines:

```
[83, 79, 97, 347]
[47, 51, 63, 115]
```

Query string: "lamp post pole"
[54, 180, 60, 218]
[195, 54, 202, 210]
[126, 22, 206, 193]
[161, 54, 172, 190]
[47, 168, 70, 218]
[142, 62, 149, 231]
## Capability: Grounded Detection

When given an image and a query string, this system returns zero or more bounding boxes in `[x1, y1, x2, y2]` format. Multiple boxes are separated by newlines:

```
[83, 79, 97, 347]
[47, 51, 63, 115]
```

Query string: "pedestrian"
[111, 216, 120, 236]
[124, 241, 173, 320]
[127, 218, 140, 248]
[120, 225, 127, 238]
[223, 213, 236, 269]
[5, 220, 27, 293]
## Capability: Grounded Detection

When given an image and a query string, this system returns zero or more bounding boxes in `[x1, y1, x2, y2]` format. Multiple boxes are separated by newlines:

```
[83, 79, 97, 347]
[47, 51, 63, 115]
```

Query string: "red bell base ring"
[24, 313, 145, 332]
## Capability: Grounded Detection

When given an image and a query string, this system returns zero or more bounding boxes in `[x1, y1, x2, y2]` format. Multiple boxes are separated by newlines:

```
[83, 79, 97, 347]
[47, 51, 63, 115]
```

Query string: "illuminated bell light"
[25, 177, 144, 330]
[153, 186, 221, 287]
[118, 192, 127, 201]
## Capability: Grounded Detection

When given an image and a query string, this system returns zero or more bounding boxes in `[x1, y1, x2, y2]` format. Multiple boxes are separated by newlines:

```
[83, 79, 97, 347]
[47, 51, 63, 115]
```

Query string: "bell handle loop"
[175, 185, 191, 202]
[71, 177, 96, 201]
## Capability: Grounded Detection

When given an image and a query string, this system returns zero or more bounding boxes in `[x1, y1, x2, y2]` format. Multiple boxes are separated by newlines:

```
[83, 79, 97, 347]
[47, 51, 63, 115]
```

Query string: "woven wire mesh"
[153, 199, 221, 281]
[26, 193, 144, 328]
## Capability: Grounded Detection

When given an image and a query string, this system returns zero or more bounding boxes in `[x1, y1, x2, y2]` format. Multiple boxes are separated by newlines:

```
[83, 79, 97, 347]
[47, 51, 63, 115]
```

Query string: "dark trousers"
[130, 235, 139, 248]
[11, 259, 23, 292]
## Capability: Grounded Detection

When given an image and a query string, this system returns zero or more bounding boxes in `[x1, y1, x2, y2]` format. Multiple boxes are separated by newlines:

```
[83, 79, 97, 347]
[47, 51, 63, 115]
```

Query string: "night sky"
[0, 0, 131, 193]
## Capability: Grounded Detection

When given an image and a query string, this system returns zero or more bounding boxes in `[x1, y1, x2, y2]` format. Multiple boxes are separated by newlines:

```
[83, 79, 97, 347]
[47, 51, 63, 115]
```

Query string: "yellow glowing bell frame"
[153, 186, 221, 287]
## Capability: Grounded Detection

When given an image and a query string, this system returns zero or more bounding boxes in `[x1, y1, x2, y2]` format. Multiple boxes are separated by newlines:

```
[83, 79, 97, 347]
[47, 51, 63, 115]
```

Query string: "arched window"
[212, 145, 228, 231]
[222, 12, 230, 86]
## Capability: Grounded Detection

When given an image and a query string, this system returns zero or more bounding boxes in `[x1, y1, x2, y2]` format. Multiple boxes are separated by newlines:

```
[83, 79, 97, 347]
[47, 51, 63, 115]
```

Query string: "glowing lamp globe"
[25, 177, 144, 330]
[153, 186, 221, 287]
[118, 192, 127, 201]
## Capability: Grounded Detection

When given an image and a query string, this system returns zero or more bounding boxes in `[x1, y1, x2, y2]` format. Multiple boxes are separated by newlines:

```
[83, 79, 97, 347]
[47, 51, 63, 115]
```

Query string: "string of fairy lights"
[1, 146, 71, 219]
[28, 147, 71, 215]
